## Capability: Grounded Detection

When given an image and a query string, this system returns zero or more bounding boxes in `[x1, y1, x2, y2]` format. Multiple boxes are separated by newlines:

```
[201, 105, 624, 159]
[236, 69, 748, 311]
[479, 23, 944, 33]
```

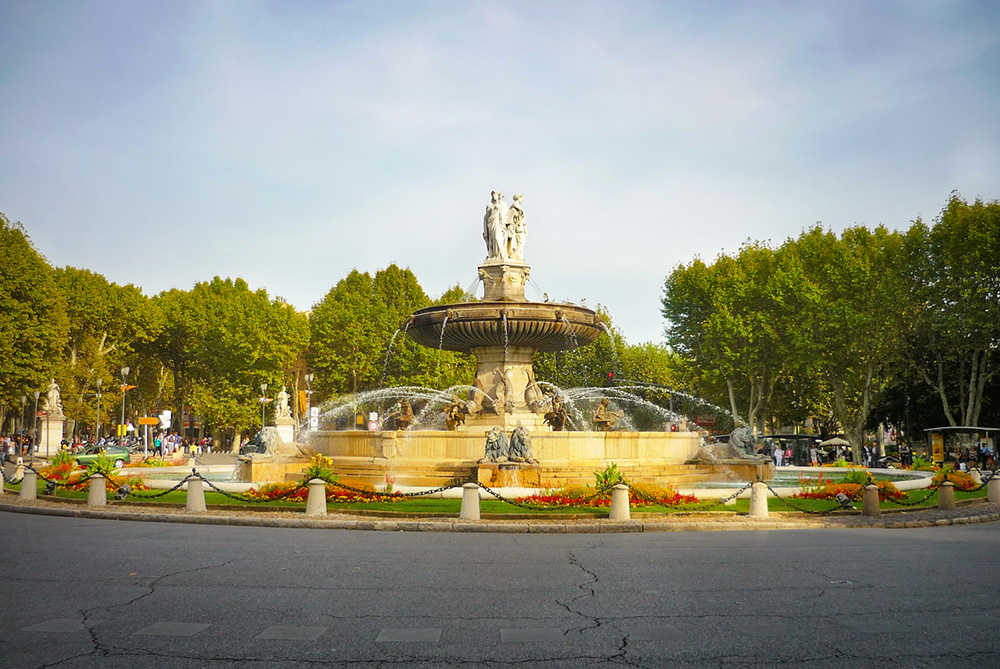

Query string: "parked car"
[74, 444, 130, 469]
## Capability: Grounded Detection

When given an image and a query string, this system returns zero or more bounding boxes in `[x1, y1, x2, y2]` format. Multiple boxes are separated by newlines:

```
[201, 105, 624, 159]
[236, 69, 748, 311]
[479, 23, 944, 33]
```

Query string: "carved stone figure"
[483, 190, 509, 260]
[44, 378, 63, 415]
[480, 426, 509, 463]
[543, 393, 569, 432]
[593, 398, 623, 431]
[388, 399, 415, 431]
[444, 395, 467, 431]
[275, 386, 291, 421]
[728, 426, 756, 456]
[505, 193, 526, 261]
[508, 425, 538, 464]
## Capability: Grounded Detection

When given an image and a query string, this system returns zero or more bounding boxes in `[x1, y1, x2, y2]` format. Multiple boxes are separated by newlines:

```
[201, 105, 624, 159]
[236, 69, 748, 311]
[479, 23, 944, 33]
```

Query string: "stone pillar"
[305, 478, 327, 517]
[460, 482, 481, 520]
[0, 468, 4, 495]
[88, 474, 106, 507]
[186, 475, 207, 513]
[988, 476, 1000, 504]
[970, 469, 983, 486]
[938, 481, 956, 510]
[862, 484, 880, 517]
[274, 417, 296, 445]
[20, 470, 37, 501]
[749, 481, 768, 518]
[609, 483, 630, 521]
[40, 414, 66, 458]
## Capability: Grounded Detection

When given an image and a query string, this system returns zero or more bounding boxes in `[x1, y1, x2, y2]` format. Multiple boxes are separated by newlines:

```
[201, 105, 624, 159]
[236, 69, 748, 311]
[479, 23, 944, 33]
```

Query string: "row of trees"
[2, 212, 678, 446]
[661, 193, 1000, 455]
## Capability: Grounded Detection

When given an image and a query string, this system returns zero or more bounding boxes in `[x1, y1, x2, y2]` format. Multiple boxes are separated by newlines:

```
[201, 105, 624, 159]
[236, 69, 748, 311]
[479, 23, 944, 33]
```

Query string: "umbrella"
[819, 437, 851, 447]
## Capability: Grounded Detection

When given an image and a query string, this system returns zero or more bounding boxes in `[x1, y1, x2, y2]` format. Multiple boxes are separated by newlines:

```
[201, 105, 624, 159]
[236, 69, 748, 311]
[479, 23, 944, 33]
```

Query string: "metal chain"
[761, 482, 843, 515]
[200, 476, 311, 503]
[25, 465, 94, 489]
[888, 480, 946, 507]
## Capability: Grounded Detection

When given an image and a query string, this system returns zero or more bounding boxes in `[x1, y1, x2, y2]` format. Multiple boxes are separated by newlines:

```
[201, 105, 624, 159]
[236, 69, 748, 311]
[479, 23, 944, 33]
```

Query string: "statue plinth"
[478, 260, 530, 302]
[40, 413, 66, 458]
[274, 417, 296, 444]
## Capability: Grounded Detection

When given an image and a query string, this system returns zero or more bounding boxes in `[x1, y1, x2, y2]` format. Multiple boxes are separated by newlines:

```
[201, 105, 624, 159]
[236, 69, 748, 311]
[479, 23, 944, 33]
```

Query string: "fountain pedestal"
[477, 462, 541, 488]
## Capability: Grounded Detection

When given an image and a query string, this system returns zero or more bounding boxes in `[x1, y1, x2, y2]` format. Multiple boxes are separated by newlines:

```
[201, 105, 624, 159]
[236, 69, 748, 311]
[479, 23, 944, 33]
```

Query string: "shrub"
[932, 467, 977, 491]
[303, 454, 337, 482]
[594, 463, 622, 489]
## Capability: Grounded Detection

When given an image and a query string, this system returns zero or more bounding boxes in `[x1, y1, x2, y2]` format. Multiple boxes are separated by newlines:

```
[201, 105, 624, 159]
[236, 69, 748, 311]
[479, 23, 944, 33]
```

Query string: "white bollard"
[862, 484, 881, 517]
[749, 481, 768, 518]
[970, 469, 983, 486]
[938, 481, 956, 511]
[0, 469, 5, 495]
[88, 474, 107, 507]
[609, 483, 631, 521]
[20, 470, 37, 501]
[460, 482, 481, 520]
[305, 478, 328, 517]
[988, 476, 1000, 504]
[186, 476, 208, 513]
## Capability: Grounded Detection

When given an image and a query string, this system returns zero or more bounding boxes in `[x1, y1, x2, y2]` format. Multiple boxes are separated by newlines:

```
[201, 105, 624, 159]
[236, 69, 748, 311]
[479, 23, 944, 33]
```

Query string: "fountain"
[242, 191, 771, 489]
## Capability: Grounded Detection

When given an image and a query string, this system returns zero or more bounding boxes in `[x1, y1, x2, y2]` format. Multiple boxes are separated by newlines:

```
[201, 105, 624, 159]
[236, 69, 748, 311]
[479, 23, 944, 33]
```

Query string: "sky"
[2, 1, 999, 345]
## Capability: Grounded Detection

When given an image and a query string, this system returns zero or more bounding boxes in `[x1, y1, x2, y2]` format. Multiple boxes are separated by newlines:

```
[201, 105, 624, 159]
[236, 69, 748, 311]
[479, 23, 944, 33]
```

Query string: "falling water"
[598, 321, 618, 371]
[559, 314, 579, 350]
[501, 312, 509, 362]
[461, 276, 482, 302]
[434, 315, 449, 384]
[379, 328, 402, 388]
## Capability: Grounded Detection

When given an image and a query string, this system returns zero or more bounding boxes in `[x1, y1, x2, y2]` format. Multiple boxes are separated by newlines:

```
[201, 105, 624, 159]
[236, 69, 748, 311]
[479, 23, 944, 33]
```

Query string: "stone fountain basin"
[406, 301, 602, 353]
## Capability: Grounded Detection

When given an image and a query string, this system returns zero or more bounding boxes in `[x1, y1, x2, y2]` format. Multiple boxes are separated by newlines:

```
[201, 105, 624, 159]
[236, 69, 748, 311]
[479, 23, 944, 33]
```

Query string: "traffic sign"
[138, 417, 160, 426]
[368, 420, 380, 432]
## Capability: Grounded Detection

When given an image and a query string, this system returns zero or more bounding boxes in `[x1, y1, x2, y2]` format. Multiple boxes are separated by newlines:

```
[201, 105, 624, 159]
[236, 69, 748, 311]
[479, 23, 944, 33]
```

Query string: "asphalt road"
[1, 511, 998, 667]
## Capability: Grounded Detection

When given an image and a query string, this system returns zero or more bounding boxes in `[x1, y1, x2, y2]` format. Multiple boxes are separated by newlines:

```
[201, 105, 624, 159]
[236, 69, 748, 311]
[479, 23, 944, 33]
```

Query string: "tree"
[904, 194, 1000, 427]
[533, 305, 626, 390]
[0, 214, 68, 426]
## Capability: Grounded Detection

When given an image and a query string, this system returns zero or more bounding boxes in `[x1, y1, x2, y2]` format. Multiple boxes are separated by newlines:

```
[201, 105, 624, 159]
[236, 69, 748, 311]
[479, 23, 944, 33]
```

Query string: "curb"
[2, 499, 998, 533]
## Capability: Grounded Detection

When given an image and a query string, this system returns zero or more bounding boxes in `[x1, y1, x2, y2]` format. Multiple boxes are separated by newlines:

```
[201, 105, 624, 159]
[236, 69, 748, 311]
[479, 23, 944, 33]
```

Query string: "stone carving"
[508, 426, 537, 464]
[543, 392, 569, 431]
[444, 395, 467, 431]
[505, 193, 526, 261]
[524, 380, 545, 413]
[593, 398, 623, 431]
[728, 426, 756, 456]
[44, 378, 63, 415]
[387, 399, 415, 431]
[275, 386, 291, 421]
[481, 426, 509, 463]
[483, 190, 509, 260]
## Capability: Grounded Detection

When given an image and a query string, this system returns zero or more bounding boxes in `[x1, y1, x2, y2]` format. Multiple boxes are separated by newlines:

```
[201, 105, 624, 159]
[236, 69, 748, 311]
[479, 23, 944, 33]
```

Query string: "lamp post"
[95, 378, 103, 442]
[304, 373, 314, 431]
[31, 390, 40, 463]
[259, 383, 268, 429]
[120, 366, 130, 444]
[20, 396, 26, 438]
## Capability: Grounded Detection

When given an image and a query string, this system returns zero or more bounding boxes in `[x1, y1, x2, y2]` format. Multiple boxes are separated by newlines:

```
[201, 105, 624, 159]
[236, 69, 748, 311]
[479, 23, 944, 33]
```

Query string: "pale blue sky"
[2, 1, 998, 344]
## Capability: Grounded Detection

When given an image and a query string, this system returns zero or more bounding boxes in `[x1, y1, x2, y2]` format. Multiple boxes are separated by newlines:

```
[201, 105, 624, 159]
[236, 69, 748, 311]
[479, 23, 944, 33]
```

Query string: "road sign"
[368, 420, 379, 432]
[138, 417, 159, 426]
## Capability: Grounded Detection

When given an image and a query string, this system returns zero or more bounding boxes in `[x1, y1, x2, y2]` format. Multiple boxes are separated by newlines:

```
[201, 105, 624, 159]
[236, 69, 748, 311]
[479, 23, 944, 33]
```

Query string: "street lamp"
[304, 373, 314, 430]
[120, 366, 130, 444]
[259, 383, 269, 428]
[31, 390, 40, 463]
[95, 378, 103, 442]
[20, 396, 26, 438]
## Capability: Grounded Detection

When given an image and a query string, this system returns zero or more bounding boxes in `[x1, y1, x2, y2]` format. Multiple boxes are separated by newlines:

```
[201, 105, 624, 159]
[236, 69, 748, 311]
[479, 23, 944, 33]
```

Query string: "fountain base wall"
[230, 429, 768, 489]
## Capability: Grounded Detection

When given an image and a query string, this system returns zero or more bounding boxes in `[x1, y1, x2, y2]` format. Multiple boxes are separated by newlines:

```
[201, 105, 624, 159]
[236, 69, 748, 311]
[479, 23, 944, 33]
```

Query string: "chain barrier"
[624, 479, 755, 512]
[474, 480, 614, 511]
[760, 482, 843, 515]
[25, 465, 95, 490]
[324, 478, 460, 499]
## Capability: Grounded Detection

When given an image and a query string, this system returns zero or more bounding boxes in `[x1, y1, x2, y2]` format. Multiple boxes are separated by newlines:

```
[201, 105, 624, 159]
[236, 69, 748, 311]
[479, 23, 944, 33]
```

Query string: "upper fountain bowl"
[406, 301, 602, 353]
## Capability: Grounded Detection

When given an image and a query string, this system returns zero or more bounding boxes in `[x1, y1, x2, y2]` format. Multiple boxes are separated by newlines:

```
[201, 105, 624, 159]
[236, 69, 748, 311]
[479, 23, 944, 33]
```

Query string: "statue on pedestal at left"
[275, 386, 291, 421]
[44, 378, 63, 416]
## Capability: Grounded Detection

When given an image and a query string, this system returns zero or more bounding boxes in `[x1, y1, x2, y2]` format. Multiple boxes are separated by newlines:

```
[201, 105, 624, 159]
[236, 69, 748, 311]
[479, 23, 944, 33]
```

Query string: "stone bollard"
[20, 470, 37, 501]
[0, 468, 5, 495]
[609, 483, 631, 521]
[305, 478, 327, 517]
[460, 482, 481, 520]
[88, 474, 107, 507]
[988, 476, 1000, 504]
[862, 484, 881, 517]
[186, 475, 208, 513]
[938, 481, 956, 511]
[749, 481, 768, 518]
[970, 469, 983, 486]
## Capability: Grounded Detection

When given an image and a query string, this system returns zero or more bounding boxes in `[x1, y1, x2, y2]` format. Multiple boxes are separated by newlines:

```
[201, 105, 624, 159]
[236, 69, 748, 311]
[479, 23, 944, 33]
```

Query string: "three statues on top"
[483, 191, 526, 262]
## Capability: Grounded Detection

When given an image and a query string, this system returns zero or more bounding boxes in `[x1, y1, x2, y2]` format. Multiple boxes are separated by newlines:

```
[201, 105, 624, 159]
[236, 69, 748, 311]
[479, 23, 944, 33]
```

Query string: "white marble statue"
[275, 386, 291, 421]
[505, 193, 526, 261]
[44, 378, 63, 415]
[483, 190, 510, 260]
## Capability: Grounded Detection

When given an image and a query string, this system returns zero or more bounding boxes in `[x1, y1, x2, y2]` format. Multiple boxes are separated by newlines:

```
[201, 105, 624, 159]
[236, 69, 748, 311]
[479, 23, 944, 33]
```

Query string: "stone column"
[988, 476, 1000, 504]
[20, 470, 37, 501]
[40, 414, 66, 458]
[609, 483, 630, 521]
[460, 482, 481, 520]
[88, 474, 106, 507]
[749, 482, 768, 518]
[186, 475, 207, 513]
[862, 484, 880, 517]
[305, 479, 327, 517]
[938, 481, 956, 511]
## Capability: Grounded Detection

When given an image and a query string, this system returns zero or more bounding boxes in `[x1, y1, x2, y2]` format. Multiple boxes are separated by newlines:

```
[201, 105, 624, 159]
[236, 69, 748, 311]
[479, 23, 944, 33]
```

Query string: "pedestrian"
[810, 443, 819, 466]
[773, 443, 783, 467]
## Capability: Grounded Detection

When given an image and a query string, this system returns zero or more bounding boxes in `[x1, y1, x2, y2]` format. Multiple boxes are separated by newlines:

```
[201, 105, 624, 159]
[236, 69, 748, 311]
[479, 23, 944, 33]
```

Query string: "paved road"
[1, 512, 998, 667]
